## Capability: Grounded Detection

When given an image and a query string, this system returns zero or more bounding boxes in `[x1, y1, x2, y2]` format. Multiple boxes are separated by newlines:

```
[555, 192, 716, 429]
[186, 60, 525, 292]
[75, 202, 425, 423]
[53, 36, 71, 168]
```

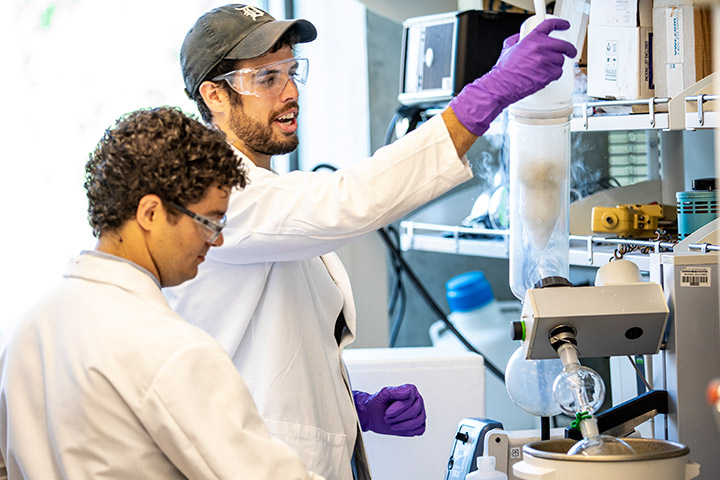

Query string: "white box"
[652, 2, 713, 98]
[587, 0, 654, 99]
[590, 0, 652, 27]
[343, 347, 485, 480]
[587, 24, 654, 99]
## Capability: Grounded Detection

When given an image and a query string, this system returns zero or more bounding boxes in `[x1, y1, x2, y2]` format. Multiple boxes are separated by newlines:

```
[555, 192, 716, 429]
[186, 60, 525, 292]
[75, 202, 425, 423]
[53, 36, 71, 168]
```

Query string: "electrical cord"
[377, 226, 506, 383]
[385, 225, 407, 348]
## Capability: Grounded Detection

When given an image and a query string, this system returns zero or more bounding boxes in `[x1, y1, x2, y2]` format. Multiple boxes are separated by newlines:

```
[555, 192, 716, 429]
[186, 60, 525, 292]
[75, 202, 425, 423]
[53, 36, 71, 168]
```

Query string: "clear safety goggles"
[212, 57, 309, 97]
[166, 201, 226, 244]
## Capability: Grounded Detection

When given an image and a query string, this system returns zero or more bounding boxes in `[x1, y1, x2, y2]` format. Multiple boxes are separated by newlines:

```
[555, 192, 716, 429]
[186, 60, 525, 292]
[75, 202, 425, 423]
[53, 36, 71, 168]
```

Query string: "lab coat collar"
[228, 142, 280, 175]
[66, 251, 169, 308]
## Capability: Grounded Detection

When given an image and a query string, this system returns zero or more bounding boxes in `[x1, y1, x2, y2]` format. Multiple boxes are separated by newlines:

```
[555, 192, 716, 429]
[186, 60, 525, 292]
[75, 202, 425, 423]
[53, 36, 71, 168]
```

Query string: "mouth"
[273, 109, 298, 134]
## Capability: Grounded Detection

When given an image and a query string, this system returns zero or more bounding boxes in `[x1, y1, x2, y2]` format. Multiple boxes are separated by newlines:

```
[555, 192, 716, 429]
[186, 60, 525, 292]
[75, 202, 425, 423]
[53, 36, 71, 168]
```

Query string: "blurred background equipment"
[398, 10, 529, 105]
[677, 177, 719, 239]
[591, 203, 676, 238]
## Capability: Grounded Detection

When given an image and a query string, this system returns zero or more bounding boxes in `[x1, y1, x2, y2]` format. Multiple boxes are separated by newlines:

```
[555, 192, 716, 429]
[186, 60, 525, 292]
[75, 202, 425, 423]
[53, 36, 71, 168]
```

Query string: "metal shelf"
[571, 98, 671, 132]
[399, 222, 509, 258]
[399, 220, 720, 271]
[419, 95, 709, 134]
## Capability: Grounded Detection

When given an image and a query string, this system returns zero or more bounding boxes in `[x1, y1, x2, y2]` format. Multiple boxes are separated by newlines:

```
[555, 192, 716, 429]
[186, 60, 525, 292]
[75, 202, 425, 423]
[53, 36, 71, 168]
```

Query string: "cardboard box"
[587, 0, 654, 99]
[652, 1, 713, 98]
[587, 24, 654, 99]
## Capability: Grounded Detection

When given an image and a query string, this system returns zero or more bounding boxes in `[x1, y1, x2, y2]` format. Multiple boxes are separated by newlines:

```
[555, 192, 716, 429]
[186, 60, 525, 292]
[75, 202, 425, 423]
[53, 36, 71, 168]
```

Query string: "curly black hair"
[84, 106, 246, 237]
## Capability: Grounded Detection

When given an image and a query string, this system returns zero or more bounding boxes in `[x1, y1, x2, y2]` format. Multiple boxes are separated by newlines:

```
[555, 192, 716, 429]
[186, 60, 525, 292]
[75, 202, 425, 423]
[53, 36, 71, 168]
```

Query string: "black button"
[455, 432, 469, 442]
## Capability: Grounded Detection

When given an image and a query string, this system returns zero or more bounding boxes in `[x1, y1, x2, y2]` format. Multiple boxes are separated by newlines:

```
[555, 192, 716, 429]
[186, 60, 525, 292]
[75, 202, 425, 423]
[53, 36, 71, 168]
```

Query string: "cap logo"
[236, 5, 265, 21]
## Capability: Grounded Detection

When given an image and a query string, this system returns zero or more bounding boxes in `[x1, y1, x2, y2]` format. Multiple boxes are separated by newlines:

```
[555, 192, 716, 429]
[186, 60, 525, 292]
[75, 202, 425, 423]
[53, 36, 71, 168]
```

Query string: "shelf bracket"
[586, 236, 594, 264]
[648, 97, 656, 128]
[696, 94, 706, 127]
[406, 222, 415, 250]
[452, 226, 460, 254]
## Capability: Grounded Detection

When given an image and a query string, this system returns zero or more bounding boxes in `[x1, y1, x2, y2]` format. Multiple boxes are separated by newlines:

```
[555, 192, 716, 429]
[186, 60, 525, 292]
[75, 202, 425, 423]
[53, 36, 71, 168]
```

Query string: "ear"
[136, 194, 163, 233]
[199, 80, 231, 116]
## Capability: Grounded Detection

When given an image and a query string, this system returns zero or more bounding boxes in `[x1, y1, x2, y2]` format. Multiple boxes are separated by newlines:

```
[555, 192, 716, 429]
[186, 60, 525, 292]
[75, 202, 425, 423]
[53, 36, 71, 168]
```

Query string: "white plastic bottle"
[465, 455, 507, 480]
[428, 271, 509, 364]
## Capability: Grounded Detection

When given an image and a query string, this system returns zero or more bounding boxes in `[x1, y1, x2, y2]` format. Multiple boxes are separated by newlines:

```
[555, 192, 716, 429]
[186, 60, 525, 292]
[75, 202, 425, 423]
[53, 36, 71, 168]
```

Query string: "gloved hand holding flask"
[353, 384, 426, 436]
[449, 18, 577, 136]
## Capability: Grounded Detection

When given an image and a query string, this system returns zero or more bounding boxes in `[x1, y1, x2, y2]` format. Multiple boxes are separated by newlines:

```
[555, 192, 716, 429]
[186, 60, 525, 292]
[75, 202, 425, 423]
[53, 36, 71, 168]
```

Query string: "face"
[152, 186, 230, 288]
[226, 45, 300, 157]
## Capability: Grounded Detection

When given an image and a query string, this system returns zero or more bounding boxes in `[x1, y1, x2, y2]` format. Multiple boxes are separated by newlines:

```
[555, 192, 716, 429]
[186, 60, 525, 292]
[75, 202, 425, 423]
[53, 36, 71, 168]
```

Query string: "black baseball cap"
[180, 4, 317, 98]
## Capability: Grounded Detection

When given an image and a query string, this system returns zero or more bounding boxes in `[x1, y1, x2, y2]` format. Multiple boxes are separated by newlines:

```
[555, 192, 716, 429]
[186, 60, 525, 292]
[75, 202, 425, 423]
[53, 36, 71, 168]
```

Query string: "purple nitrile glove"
[449, 18, 578, 136]
[353, 384, 426, 436]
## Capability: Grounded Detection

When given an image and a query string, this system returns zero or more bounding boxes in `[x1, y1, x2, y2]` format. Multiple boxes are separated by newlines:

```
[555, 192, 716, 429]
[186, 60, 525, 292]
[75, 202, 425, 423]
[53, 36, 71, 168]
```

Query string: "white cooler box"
[343, 347, 485, 480]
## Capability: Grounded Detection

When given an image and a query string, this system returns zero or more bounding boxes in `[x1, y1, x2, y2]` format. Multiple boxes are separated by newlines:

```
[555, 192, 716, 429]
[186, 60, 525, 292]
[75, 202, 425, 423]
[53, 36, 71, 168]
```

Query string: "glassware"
[508, 14, 573, 301]
[505, 346, 564, 417]
[551, 338, 635, 456]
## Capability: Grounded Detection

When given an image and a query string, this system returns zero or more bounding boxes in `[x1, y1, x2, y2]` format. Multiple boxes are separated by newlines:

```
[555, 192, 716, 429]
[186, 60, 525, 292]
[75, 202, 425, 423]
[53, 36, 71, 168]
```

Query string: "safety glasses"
[212, 57, 309, 97]
[165, 201, 226, 244]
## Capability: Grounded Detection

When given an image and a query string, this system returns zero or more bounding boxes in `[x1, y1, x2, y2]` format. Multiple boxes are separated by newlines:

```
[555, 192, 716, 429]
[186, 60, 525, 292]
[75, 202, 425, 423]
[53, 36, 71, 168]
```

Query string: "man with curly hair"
[0, 107, 324, 479]
[168, 5, 577, 479]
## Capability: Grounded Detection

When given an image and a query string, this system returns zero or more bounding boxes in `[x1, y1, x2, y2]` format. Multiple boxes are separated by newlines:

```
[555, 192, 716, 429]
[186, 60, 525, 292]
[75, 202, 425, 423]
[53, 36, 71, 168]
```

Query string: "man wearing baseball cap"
[168, 4, 576, 479]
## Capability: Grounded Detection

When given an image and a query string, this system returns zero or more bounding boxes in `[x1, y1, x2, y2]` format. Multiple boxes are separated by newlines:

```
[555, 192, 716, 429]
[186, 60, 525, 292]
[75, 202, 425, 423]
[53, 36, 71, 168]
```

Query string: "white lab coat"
[165, 114, 473, 479]
[0, 252, 322, 480]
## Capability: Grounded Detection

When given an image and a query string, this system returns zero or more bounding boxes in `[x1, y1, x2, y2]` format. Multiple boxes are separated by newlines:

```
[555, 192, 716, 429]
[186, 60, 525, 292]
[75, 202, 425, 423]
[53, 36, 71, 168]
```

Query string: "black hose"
[378, 227, 506, 383]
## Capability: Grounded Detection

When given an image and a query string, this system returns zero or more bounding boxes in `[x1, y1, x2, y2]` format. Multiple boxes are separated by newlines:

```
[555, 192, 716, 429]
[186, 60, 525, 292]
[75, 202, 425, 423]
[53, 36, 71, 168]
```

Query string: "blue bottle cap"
[445, 271, 494, 312]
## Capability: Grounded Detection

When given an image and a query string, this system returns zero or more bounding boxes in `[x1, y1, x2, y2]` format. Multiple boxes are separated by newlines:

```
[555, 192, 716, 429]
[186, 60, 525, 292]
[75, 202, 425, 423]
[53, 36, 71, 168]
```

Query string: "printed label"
[680, 267, 711, 287]
[666, 7, 684, 63]
[604, 40, 619, 82]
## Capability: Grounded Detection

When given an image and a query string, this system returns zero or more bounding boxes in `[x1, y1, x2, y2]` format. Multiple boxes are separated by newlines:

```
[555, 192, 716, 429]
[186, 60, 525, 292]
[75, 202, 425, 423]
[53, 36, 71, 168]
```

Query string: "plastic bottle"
[465, 455, 507, 480]
[428, 271, 513, 367]
[508, 11, 575, 301]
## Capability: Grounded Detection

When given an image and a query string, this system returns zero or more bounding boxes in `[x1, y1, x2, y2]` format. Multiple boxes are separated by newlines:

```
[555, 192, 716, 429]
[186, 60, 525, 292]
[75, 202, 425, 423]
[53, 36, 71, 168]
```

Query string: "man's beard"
[228, 97, 299, 156]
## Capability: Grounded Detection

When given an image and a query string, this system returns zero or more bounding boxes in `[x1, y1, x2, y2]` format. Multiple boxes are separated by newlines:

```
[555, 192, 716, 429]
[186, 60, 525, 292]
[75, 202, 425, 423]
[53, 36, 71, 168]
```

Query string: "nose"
[280, 77, 299, 102]
[210, 232, 224, 247]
